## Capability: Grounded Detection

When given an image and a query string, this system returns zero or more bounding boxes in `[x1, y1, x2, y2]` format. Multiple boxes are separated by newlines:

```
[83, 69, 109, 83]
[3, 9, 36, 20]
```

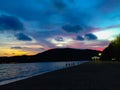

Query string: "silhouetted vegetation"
[101, 35, 120, 61]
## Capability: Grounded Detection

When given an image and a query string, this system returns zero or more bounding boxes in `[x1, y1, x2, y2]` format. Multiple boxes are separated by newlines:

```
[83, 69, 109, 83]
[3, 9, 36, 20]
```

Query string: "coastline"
[1, 62, 120, 90]
[0, 61, 87, 86]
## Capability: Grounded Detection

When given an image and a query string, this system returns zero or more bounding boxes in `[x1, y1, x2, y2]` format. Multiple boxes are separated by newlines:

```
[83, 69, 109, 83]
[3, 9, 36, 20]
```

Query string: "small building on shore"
[91, 56, 100, 62]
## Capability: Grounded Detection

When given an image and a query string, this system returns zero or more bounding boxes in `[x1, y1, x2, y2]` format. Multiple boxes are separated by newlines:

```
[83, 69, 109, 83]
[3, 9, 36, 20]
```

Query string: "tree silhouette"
[101, 35, 120, 61]
[111, 35, 120, 48]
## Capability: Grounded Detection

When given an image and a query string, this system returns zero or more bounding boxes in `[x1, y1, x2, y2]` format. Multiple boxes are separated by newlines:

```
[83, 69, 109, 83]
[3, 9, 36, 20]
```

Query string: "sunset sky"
[0, 0, 120, 56]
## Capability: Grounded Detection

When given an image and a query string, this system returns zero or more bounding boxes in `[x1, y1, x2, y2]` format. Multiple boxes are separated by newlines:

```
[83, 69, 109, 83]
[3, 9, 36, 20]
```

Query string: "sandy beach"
[1, 62, 120, 90]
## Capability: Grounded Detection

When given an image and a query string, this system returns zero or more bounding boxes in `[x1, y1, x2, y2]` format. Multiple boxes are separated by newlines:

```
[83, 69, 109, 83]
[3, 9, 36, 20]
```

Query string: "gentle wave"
[0, 61, 88, 86]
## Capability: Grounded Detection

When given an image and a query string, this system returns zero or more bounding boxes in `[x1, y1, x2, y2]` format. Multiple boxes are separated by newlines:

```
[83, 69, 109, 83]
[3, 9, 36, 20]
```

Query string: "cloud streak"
[62, 24, 83, 33]
[76, 36, 84, 41]
[15, 33, 32, 41]
[11, 46, 22, 49]
[84, 33, 98, 40]
[0, 15, 24, 31]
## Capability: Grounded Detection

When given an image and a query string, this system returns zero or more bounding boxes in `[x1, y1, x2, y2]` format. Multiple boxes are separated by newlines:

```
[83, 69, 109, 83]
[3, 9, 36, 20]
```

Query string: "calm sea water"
[0, 61, 87, 86]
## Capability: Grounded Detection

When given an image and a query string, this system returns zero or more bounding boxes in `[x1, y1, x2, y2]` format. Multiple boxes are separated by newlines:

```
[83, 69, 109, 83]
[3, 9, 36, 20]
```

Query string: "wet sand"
[1, 62, 120, 90]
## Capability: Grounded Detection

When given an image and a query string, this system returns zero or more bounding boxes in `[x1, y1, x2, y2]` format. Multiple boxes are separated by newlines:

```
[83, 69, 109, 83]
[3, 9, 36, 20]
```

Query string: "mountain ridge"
[0, 48, 101, 63]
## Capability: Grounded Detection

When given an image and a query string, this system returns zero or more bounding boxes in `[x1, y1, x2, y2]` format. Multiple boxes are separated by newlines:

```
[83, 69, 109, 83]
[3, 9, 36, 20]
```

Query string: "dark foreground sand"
[1, 62, 120, 90]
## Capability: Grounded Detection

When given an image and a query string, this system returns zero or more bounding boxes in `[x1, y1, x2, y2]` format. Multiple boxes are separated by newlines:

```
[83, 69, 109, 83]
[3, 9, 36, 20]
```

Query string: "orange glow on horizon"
[0, 47, 104, 57]
[0, 48, 37, 57]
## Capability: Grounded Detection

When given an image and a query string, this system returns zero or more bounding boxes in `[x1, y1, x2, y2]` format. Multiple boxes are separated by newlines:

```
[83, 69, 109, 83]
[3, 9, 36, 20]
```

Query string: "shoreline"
[0, 61, 87, 86]
[1, 62, 120, 89]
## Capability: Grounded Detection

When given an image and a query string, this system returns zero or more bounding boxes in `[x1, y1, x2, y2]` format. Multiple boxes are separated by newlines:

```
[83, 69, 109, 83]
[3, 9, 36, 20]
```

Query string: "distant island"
[0, 48, 101, 63]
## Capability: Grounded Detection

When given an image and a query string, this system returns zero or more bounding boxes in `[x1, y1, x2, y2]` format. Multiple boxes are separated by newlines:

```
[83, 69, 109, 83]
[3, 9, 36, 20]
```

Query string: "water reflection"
[0, 61, 87, 85]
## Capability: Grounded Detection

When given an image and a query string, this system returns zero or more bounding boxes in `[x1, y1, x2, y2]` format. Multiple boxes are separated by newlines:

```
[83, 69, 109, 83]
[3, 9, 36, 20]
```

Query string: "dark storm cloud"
[62, 24, 83, 33]
[0, 0, 52, 21]
[84, 33, 97, 40]
[11, 46, 22, 49]
[76, 36, 84, 41]
[0, 0, 115, 28]
[0, 0, 92, 26]
[0, 15, 24, 31]
[15, 33, 32, 41]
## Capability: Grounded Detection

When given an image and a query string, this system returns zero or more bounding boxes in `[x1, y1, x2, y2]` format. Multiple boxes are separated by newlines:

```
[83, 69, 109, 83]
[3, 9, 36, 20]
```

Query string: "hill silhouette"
[34, 48, 101, 61]
[0, 48, 101, 63]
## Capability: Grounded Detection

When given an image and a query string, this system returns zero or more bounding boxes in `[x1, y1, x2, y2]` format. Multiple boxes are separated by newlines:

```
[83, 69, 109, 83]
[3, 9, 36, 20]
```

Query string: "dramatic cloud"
[84, 33, 98, 40]
[76, 36, 84, 41]
[0, 15, 24, 31]
[62, 24, 83, 33]
[15, 33, 32, 41]
[1, 0, 120, 56]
